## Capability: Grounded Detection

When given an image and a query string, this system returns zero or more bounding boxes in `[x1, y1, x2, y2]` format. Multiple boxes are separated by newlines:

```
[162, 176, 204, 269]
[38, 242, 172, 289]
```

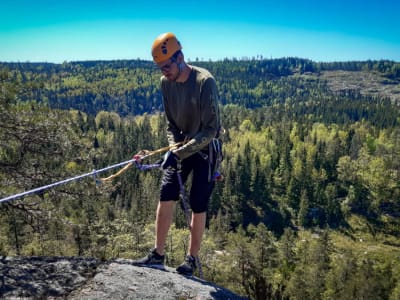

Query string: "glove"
[161, 151, 179, 170]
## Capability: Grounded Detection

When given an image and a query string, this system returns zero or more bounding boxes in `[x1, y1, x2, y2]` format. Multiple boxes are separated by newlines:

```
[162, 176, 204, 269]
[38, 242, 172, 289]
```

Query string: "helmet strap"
[178, 62, 185, 72]
[172, 52, 189, 82]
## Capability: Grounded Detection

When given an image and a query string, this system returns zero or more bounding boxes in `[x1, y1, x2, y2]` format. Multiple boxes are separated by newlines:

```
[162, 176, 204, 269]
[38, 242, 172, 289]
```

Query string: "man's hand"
[161, 151, 179, 169]
[133, 150, 150, 163]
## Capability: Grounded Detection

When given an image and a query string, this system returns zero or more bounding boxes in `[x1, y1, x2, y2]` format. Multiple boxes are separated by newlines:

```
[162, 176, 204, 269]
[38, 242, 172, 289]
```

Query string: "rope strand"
[0, 143, 183, 204]
[0, 158, 135, 204]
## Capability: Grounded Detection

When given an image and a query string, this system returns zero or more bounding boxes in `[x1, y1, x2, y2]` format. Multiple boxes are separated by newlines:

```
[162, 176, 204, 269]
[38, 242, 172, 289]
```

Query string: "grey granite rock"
[0, 256, 247, 300]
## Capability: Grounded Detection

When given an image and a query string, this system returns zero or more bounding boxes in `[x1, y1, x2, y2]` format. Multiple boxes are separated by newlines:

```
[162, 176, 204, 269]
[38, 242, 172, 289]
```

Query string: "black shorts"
[160, 152, 215, 213]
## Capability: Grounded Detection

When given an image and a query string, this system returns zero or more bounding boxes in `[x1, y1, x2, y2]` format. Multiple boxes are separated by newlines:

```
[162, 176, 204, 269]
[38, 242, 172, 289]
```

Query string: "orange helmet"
[151, 32, 182, 63]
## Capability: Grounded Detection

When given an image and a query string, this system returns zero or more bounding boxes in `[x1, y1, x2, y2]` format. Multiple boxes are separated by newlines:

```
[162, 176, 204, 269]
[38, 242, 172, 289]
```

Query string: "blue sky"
[1, 0, 399, 63]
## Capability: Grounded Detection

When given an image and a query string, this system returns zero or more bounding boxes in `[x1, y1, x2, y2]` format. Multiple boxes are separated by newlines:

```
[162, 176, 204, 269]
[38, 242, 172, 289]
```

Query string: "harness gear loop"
[197, 138, 224, 182]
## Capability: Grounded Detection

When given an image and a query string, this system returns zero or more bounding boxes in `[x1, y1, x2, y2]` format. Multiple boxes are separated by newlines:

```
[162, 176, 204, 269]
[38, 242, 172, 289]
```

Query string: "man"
[134, 32, 221, 276]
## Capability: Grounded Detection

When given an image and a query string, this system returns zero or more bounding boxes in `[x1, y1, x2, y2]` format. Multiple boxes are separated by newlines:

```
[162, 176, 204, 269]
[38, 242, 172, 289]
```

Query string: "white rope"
[0, 158, 137, 204]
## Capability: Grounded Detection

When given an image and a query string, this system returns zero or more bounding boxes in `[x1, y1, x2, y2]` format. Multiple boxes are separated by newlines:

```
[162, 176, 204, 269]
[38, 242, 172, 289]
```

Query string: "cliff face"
[0, 256, 246, 300]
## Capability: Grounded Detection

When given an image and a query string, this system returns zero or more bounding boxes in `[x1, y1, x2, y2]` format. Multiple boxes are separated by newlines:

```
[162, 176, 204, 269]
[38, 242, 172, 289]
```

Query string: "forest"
[1, 58, 400, 299]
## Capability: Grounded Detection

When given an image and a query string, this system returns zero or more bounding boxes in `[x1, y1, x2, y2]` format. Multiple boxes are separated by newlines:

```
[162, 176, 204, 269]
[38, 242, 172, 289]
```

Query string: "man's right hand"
[133, 150, 150, 163]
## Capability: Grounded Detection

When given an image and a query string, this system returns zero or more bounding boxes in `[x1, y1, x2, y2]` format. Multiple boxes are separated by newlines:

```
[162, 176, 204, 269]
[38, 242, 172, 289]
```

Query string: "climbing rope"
[0, 166, 112, 204]
[0, 143, 182, 204]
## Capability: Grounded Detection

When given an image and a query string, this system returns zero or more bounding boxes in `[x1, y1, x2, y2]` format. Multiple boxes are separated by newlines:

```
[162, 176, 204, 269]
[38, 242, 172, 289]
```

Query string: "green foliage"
[1, 59, 400, 299]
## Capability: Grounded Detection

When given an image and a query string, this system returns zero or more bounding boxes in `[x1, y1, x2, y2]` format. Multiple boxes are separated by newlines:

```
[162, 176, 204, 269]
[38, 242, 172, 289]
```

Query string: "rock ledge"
[0, 256, 246, 300]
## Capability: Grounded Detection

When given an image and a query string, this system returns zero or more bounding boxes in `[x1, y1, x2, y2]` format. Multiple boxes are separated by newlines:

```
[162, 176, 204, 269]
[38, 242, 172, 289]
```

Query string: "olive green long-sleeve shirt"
[161, 65, 220, 160]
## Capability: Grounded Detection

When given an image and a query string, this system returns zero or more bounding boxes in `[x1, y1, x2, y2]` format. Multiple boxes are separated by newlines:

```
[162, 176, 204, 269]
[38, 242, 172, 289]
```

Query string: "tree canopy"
[1, 58, 400, 299]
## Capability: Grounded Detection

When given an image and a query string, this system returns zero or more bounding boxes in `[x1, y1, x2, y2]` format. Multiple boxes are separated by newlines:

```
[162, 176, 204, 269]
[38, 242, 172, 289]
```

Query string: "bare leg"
[155, 201, 175, 256]
[188, 212, 206, 257]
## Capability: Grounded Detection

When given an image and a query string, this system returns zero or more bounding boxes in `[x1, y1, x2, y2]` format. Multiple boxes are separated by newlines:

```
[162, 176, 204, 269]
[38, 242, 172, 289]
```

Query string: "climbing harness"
[210, 137, 224, 182]
[197, 137, 224, 182]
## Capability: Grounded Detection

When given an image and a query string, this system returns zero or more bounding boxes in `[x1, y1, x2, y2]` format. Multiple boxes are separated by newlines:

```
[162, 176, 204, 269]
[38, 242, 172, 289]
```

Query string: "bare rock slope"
[1, 256, 246, 300]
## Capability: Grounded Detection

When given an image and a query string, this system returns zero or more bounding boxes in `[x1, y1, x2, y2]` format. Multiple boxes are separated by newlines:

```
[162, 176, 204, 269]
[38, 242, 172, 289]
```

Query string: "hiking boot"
[176, 255, 196, 275]
[133, 248, 165, 265]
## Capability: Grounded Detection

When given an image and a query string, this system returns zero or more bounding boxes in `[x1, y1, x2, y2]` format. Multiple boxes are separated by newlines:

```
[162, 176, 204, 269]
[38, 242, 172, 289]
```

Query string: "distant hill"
[1, 58, 399, 116]
[315, 70, 400, 103]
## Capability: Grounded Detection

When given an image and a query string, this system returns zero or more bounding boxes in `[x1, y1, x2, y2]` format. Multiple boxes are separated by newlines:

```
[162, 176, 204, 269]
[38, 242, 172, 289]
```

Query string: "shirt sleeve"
[175, 77, 220, 159]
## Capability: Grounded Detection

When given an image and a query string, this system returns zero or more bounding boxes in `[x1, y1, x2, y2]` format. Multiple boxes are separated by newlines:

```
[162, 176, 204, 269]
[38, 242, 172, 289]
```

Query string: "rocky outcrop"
[0, 256, 246, 299]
